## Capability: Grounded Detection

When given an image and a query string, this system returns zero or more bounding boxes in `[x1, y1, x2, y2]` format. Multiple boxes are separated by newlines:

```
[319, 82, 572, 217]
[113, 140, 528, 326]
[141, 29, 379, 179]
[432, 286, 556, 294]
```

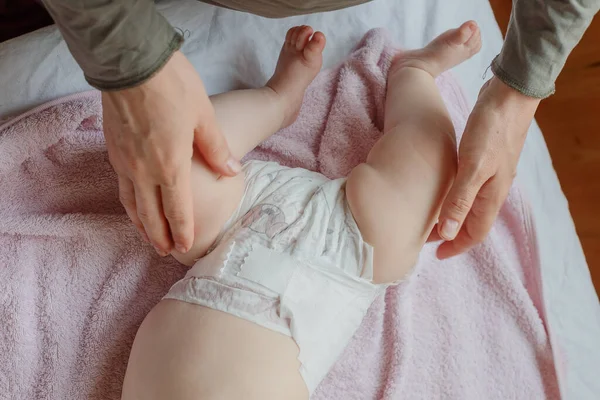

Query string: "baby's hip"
[164, 160, 389, 392]
[164, 242, 387, 394]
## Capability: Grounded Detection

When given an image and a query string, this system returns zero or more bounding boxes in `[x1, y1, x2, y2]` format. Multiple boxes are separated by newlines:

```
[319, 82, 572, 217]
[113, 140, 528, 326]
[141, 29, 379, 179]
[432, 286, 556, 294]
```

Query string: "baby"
[121, 22, 481, 400]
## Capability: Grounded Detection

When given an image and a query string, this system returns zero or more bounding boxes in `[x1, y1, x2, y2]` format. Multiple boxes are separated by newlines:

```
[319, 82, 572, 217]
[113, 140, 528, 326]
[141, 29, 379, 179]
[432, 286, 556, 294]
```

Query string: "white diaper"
[164, 160, 389, 394]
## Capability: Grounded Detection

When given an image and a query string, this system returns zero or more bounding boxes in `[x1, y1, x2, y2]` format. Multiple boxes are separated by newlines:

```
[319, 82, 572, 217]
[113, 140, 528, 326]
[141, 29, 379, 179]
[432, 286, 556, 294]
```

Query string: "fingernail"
[441, 219, 459, 240]
[175, 243, 188, 253]
[226, 158, 242, 175]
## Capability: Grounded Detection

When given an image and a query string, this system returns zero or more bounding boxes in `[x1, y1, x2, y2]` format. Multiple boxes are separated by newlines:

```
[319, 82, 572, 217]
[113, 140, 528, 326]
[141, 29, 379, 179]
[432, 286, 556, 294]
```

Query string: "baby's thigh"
[346, 130, 456, 283]
[122, 300, 308, 400]
[171, 151, 245, 266]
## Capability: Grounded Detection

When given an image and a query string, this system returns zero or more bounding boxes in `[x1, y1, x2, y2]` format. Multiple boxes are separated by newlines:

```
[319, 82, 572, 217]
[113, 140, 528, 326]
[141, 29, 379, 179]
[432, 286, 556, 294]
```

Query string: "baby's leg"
[122, 300, 309, 400]
[347, 21, 481, 283]
[121, 27, 325, 400]
[172, 26, 325, 265]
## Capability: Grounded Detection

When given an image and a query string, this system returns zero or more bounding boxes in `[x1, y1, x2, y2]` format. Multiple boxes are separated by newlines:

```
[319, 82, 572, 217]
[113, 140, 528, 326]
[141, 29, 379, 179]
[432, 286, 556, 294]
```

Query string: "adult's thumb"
[193, 119, 241, 177]
[438, 165, 482, 241]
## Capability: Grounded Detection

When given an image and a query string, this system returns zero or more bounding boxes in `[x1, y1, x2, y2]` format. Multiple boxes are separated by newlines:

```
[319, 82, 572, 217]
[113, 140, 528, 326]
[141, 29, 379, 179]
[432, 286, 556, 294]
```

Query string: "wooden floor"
[490, 1, 600, 295]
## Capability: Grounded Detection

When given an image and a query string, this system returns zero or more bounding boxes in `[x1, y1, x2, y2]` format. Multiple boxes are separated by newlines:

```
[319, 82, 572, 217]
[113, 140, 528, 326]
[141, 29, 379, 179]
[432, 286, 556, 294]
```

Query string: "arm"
[41, 0, 183, 90]
[42, 0, 239, 257]
[436, 3, 599, 257]
[492, 0, 600, 98]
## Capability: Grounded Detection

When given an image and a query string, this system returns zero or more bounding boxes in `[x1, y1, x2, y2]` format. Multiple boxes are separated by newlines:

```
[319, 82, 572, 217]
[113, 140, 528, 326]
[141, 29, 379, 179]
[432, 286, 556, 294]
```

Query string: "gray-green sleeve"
[41, 0, 183, 90]
[492, 0, 599, 98]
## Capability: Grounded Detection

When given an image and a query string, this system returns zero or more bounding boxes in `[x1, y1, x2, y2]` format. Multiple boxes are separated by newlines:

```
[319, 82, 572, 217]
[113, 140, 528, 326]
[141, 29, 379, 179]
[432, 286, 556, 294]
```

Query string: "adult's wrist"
[486, 75, 541, 113]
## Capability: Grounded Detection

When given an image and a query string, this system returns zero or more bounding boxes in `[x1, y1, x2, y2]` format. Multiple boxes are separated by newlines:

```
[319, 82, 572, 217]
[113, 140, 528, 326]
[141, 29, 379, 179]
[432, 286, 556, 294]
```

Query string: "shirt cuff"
[42, 0, 184, 91]
[85, 28, 184, 91]
[490, 54, 555, 99]
[492, 0, 600, 99]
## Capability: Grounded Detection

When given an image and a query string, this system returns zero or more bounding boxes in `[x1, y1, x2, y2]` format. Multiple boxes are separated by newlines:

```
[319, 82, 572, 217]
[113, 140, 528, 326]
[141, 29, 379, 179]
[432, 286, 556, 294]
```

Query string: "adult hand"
[436, 76, 541, 259]
[103, 51, 241, 256]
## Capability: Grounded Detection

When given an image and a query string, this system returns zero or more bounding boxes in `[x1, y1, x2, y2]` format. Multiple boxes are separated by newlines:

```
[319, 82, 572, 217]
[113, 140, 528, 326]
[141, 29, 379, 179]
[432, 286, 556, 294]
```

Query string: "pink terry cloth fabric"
[0, 29, 561, 399]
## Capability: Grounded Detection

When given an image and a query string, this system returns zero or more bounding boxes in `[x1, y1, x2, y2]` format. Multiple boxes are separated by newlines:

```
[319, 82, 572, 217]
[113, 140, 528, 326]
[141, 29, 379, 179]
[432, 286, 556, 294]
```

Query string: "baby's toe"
[290, 26, 304, 48]
[455, 21, 479, 46]
[285, 27, 296, 45]
[303, 32, 326, 63]
[296, 26, 314, 51]
[463, 24, 482, 55]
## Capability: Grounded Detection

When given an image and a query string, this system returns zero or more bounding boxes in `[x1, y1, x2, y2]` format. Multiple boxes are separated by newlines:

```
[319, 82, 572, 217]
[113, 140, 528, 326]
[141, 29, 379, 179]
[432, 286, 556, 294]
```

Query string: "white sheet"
[1, 0, 599, 397]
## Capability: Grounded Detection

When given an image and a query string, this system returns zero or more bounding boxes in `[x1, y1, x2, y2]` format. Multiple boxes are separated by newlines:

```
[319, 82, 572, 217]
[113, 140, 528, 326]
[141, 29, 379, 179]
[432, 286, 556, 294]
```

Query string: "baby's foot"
[267, 26, 326, 127]
[390, 21, 482, 78]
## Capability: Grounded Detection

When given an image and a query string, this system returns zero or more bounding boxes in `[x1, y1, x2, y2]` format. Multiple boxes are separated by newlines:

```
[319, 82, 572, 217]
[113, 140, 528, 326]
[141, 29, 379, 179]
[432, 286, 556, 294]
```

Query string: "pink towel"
[0, 29, 560, 399]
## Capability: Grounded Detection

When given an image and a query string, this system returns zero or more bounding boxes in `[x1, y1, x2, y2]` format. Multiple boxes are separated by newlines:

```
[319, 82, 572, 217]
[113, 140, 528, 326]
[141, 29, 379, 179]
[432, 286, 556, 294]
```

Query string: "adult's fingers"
[161, 162, 194, 254]
[134, 182, 172, 256]
[437, 175, 510, 259]
[118, 175, 148, 243]
[426, 225, 442, 242]
[436, 227, 474, 260]
[437, 162, 485, 241]
[193, 105, 241, 177]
